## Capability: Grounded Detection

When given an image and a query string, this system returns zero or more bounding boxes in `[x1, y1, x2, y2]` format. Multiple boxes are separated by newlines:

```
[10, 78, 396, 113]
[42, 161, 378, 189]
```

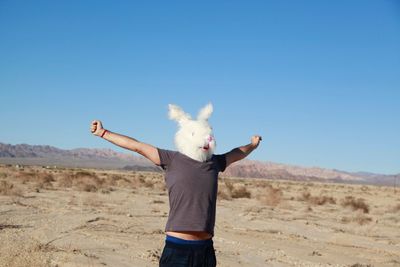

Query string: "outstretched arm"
[90, 120, 160, 165]
[225, 135, 262, 168]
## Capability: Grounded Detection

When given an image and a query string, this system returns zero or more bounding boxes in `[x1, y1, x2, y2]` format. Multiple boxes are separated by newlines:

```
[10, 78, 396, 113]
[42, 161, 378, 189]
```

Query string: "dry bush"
[218, 184, 232, 200]
[310, 195, 336, 205]
[58, 171, 104, 192]
[0, 181, 22, 196]
[224, 180, 234, 192]
[219, 179, 251, 199]
[341, 196, 370, 213]
[353, 214, 373, 225]
[102, 174, 117, 186]
[78, 183, 98, 192]
[75, 175, 103, 192]
[349, 264, 373, 267]
[35, 173, 55, 190]
[100, 188, 111, 194]
[15, 171, 37, 184]
[153, 181, 167, 192]
[297, 191, 336, 206]
[254, 180, 269, 188]
[257, 185, 283, 206]
[341, 214, 372, 225]
[136, 174, 156, 188]
[143, 177, 155, 188]
[231, 184, 251, 199]
[14, 171, 55, 189]
[84, 171, 166, 191]
[107, 174, 133, 188]
[58, 173, 73, 187]
[244, 206, 265, 214]
[0, 172, 7, 179]
[75, 170, 94, 176]
[37, 173, 55, 183]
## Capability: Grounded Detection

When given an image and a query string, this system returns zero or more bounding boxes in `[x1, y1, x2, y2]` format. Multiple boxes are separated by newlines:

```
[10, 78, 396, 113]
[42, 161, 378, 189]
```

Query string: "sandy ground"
[0, 165, 399, 267]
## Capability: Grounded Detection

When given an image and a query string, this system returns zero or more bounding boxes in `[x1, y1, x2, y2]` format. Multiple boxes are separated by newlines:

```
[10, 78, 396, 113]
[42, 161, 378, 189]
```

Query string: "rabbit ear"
[197, 103, 213, 121]
[168, 104, 191, 123]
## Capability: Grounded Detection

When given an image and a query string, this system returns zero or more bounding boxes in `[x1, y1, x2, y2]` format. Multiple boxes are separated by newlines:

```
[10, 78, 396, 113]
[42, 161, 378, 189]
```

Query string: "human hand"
[90, 120, 105, 137]
[251, 135, 262, 148]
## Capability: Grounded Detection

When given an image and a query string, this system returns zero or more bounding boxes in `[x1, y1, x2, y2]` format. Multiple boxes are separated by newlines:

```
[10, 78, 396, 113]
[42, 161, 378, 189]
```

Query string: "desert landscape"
[0, 164, 399, 267]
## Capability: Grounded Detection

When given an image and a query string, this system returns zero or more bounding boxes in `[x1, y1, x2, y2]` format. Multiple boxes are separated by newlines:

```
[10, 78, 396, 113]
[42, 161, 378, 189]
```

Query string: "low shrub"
[341, 196, 369, 214]
[257, 185, 283, 206]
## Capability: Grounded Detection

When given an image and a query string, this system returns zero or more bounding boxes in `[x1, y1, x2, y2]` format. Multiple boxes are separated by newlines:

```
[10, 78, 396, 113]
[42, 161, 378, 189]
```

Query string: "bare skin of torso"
[166, 231, 212, 240]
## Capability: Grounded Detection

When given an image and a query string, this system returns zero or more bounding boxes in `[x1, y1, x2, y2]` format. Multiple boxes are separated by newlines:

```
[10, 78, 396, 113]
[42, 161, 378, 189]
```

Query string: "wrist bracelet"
[101, 129, 108, 138]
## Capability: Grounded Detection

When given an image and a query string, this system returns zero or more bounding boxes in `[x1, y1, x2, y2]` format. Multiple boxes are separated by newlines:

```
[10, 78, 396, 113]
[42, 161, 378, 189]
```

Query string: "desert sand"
[0, 164, 399, 267]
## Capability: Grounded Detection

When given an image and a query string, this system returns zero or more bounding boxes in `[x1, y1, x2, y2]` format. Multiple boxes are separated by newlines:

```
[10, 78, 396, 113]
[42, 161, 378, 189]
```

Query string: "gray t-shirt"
[157, 148, 227, 236]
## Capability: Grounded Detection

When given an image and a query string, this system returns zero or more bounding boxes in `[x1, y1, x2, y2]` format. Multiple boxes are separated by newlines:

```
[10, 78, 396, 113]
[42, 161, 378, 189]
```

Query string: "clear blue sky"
[0, 1, 399, 174]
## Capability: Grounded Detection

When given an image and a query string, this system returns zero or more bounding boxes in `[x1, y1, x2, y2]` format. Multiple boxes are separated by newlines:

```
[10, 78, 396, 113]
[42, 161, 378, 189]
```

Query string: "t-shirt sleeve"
[214, 154, 227, 172]
[157, 148, 177, 170]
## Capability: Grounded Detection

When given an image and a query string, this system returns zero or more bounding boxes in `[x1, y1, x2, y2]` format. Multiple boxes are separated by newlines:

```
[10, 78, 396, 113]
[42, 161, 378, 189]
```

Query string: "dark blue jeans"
[159, 239, 217, 267]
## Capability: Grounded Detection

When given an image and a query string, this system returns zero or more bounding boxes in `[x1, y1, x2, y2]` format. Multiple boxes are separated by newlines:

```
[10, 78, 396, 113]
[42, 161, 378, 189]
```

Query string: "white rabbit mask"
[168, 103, 216, 162]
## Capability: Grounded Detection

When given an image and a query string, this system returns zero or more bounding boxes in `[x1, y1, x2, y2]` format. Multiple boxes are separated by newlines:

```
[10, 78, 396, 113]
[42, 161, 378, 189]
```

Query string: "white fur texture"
[168, 103, 216, 162]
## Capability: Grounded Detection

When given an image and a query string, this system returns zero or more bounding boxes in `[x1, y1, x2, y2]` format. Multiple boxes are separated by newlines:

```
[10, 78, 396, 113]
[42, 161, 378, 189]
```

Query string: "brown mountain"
[223, 159, 363, 182]
[0, 142, 157, 171]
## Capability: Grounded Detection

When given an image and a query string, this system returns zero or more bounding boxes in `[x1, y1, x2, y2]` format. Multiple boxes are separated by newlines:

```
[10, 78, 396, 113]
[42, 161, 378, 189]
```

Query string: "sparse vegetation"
[0, 164, 398, 266]
[224, 180, 234, 193]
[349, 263, 373, 267]
[257, 184, 283, 206]
[218, 186, 232, 200]
[216, 180, 247, 199]
[0, 180, 22, 196]
[298, 191, 336, 206]
[35, 173, 55, 189]
[354, 214, 373, 225]
[218, 179, 252, 200]
[230, 184, 251, 198]
[341, 214, 373, 225]
[15, 171, 37, 184]
[341, 196, 370, 213]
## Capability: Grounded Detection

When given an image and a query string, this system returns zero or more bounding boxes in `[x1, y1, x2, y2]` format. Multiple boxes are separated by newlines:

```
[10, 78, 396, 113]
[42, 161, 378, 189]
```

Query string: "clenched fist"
[251, 135, 262, 148]
[91, 120, 105, 137]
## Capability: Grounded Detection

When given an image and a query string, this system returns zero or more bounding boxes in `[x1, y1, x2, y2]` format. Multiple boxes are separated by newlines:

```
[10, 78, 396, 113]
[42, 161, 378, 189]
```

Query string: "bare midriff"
[166, 231, 212, 240]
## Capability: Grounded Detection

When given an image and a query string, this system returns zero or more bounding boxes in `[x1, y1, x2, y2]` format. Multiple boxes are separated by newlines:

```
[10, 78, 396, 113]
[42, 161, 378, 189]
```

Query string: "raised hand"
[251, 135, 262, 148]
[90, 120, 105, 137]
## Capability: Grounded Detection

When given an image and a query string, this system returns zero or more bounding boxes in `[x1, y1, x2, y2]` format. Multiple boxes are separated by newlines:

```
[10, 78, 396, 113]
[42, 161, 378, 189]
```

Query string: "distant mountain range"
[0, 142, 398, 186]
[0, 142, 156, 171]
